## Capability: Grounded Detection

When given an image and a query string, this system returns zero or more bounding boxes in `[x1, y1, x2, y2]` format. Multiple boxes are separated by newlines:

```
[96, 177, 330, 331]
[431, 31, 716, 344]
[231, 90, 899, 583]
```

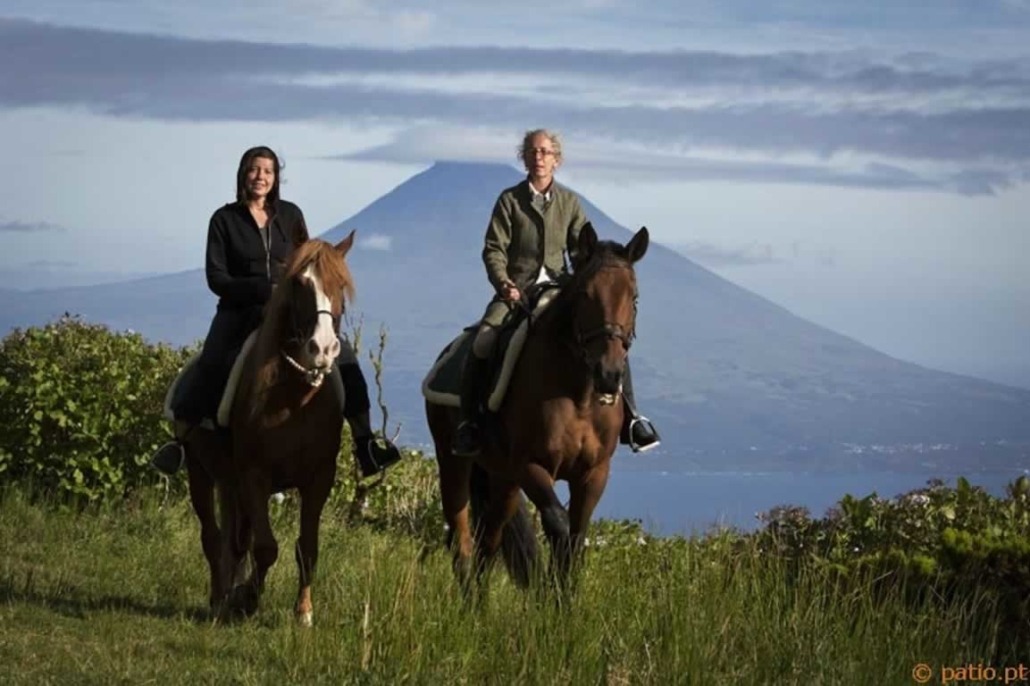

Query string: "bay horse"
[426, 224, 650, 593]
[184, 233, 355, 626]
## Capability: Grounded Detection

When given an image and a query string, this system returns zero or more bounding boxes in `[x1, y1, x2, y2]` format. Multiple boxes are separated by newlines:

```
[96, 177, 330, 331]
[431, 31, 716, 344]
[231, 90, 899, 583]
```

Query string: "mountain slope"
[2, 161, 1028, 471]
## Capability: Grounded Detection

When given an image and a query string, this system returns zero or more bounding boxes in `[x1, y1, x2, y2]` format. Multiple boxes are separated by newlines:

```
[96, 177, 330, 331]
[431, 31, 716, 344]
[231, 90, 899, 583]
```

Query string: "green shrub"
[0, 315, 195, 500]
[326, 444, 444, 541]
[0, 315, 439, 537]
[753, 475, 1030, 642]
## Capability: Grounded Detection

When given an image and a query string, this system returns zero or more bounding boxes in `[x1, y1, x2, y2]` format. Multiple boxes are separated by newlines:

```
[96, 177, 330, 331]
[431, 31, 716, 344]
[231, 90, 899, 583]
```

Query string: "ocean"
[581, 467, 1026, 536]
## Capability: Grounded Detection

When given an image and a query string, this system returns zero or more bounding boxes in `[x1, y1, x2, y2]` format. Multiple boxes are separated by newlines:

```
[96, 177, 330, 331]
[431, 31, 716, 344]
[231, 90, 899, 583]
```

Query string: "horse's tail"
[469, 463, 539, 589]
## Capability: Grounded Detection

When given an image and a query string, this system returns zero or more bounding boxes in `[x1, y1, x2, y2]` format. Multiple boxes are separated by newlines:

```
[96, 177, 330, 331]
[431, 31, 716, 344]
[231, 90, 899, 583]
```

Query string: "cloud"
[21, 259, 76, 268]
[327, 127, 517, 164]
[6, 19, 1030, 102]
[0, 218, 64, 232]
[1, 1, 438, 46]
[671, 240, 845, 268]
[2, 18, 1029, 194]
[358, 234, 392, 251]
[6, 0, 1030, 54]
[672, 241, 780, 267]
[339, 127, 1002, 194]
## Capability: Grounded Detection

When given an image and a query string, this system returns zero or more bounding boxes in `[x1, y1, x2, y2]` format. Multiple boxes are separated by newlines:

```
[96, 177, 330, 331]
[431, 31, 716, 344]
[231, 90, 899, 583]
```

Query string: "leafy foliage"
[0, 315, 440, 532]
[576, 477, 1030, 651]
[0, 315, 196, 500]
[752, 476, 1030, 638]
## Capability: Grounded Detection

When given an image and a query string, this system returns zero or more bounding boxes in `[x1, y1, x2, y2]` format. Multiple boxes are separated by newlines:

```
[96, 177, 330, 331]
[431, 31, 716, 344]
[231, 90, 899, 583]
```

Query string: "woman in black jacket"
[151, 146, 399, 477]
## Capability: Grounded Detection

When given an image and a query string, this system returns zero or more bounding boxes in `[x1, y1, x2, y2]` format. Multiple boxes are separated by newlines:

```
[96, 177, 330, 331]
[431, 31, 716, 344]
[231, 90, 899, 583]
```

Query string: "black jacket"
[205, 200, 308, 311]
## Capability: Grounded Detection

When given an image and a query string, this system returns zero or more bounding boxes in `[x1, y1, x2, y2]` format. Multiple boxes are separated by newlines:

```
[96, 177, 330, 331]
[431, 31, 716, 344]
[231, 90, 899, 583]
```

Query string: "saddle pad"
[162, 350, 201, 423]
[420, 330, 474, 409]
[422, 288, 559, 412]
[163, 332, 345, 428]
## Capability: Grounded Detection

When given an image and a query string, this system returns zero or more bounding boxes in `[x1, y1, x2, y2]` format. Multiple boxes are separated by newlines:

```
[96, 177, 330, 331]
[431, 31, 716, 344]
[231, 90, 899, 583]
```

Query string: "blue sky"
[1, 1, 1028, 387]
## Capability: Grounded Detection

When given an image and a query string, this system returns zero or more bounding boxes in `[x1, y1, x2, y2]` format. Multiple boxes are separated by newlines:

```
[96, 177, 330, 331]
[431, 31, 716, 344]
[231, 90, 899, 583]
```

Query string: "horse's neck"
[525, 316, 594, 403]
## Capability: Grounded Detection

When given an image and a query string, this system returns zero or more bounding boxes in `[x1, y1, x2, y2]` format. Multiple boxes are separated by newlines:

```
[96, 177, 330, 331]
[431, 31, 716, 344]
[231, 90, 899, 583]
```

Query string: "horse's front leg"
[294, 458, 335, 627]
[566, 462, 612, 584]
[217, 479, 251, 619]
[520, 463, 571, 588]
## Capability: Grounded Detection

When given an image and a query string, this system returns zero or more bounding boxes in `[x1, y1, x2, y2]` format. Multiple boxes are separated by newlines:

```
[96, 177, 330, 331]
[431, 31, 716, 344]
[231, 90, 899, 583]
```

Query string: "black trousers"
[623, 358, 638, 410]
[173, 307, 370, 422]
[336, 339, 370, 419]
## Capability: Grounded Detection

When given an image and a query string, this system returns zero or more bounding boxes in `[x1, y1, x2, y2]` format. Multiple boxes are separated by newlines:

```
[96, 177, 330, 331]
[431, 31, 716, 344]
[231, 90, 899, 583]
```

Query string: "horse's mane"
[249, 240, 355, 416]
[540, 240, 636, 338]
[284, 239, 355, 306]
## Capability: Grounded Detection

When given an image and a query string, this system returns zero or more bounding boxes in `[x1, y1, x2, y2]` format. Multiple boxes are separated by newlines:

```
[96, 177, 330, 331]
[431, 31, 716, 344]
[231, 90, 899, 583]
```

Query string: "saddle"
[422, 285, 560, 412]
[163, 331, 345, 429]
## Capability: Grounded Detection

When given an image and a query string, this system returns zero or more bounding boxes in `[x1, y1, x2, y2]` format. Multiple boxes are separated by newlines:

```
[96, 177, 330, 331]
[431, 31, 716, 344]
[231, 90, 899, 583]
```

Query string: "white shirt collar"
[527, 179, 553, 203]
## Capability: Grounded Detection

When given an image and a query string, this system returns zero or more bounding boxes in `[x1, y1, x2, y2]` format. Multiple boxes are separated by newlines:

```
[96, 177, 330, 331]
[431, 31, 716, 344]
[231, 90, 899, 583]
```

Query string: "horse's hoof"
[296, 610, 313, 627]
[229, 584, 260, 617]
[209, 595, 229, 621]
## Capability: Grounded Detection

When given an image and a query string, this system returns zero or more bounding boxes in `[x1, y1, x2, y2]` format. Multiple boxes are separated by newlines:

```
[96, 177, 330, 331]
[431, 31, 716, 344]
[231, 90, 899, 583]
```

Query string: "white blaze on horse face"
[301, 265, 340, 370]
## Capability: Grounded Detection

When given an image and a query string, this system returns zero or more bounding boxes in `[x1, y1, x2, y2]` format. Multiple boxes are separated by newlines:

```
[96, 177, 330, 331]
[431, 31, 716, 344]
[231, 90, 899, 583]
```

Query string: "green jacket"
[482, 179, 589, 293]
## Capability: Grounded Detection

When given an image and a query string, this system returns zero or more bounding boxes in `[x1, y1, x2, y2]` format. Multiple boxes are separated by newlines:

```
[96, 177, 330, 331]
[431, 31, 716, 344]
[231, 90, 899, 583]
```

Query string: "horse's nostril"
[307, 339, 319, 355]
[331, 339, 340, 355]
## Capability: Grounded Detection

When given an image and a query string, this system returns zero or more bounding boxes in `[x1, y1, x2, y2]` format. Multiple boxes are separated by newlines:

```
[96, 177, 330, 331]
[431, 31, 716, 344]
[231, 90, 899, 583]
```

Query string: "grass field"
[0, 484, 1019, 685]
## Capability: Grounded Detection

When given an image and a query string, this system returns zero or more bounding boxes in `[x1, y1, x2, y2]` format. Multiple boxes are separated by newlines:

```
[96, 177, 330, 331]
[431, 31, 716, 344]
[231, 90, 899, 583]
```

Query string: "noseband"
[281, 308, 336, 387]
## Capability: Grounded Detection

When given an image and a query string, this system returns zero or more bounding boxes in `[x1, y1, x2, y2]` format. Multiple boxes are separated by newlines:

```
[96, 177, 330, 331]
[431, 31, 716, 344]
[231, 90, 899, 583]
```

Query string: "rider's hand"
[499, 281, 521, 302]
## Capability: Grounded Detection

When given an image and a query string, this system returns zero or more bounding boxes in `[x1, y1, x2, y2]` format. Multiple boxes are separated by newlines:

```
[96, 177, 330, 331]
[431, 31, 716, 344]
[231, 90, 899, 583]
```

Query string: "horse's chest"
[546, 423, 608, 474]
[237, 412, 341, 485]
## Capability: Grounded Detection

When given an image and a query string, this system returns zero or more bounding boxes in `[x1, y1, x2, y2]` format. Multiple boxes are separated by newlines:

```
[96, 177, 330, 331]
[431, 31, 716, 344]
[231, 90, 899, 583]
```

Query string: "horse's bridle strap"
[281, 350, 333, 387]
[576, 322, 634, 349]
[280, 308, 338, 387]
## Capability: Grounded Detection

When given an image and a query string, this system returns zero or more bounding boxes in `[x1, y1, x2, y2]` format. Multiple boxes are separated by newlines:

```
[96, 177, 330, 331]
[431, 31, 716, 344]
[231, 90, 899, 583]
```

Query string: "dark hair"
[235, 146, 282, 208]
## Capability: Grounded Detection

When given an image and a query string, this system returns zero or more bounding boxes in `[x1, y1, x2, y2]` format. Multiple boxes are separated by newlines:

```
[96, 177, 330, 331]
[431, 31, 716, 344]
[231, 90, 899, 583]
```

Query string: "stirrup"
[150, 441, 185, 475]
[628, 416, 661, 453]
[354, 437, 402, 478]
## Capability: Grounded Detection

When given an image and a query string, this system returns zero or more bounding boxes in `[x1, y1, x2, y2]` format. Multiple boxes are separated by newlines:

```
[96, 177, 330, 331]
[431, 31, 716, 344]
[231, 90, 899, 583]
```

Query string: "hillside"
[2, 161, 1028, 471]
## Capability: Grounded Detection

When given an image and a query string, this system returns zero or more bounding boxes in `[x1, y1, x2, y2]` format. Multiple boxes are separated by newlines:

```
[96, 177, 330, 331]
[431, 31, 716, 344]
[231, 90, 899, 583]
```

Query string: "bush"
[0, 315, 195, 500]
[756, 476, 1030, 559]
[0, 315, 443, 538]
[325, 446, 443, 542]
[753, 476, 1030, 642]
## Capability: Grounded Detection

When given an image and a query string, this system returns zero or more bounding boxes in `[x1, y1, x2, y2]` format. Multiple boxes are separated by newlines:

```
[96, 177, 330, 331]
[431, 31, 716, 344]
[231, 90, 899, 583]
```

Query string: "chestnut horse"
[426, 224, 650, 592]
[184, 233, 355, 625]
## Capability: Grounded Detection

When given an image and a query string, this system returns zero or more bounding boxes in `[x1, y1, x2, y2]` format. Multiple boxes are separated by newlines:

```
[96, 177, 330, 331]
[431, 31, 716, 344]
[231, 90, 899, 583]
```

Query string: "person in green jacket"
[452, 129, 660, 457]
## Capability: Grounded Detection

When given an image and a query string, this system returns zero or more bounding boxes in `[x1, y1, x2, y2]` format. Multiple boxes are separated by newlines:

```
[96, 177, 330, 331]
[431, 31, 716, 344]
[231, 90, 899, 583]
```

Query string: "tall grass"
[0, 485, 1015, 685]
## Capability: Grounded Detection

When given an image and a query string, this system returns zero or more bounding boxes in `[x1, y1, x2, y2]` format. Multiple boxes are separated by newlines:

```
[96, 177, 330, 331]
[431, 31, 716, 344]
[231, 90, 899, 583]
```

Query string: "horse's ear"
[576, 222, 598, 263]
[335, 230, 356, 257]
[625, 226, 649, 263]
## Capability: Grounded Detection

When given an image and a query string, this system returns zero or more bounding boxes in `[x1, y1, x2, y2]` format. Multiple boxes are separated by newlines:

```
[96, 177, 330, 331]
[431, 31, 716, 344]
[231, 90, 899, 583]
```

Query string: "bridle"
[520, 262, 638, 366]
[571, 317, 633, 406]
[575, 320, 635, 351]
[280, 308, 337, 387]
[571, 277, 638, 355]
